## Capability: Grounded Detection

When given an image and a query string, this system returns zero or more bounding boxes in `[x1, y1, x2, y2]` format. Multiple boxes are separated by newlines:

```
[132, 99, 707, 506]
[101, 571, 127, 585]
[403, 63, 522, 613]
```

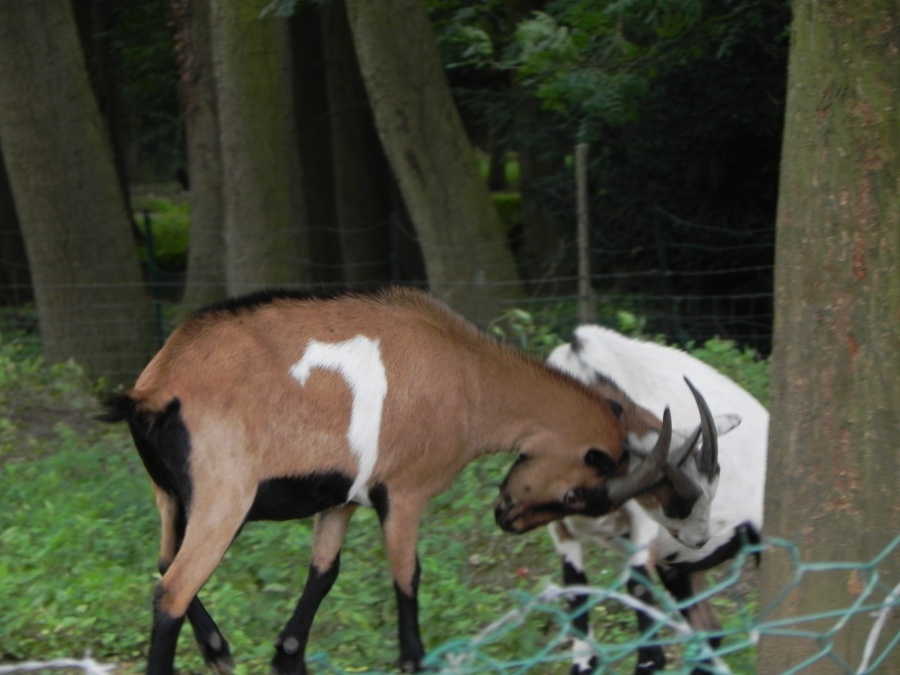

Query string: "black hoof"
[194, 630, 234, 674]
[270, 638, 307, 675]
[570, 655, 598, 674]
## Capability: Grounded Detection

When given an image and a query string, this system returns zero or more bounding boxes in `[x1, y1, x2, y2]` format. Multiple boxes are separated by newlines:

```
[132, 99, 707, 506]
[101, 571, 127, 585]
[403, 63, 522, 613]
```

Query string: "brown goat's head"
[494, 408, 675, 534]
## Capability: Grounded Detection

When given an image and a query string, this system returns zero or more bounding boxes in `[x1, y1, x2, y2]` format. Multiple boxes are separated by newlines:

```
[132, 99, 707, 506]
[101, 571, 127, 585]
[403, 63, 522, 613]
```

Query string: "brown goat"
[101, 286, 709, 675]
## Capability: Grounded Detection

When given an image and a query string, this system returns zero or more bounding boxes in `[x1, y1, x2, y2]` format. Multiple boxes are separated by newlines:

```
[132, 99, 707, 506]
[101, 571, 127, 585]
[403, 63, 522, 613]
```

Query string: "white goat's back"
[548, 326, 768, 562]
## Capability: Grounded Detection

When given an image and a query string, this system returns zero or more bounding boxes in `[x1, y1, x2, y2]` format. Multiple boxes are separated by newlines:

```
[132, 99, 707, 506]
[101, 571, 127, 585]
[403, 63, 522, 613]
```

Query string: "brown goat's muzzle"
[494, 494, 564, 534]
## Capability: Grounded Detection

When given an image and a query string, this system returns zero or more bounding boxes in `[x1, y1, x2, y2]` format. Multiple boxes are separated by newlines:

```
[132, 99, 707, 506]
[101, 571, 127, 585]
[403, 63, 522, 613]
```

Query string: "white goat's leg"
[549, 520, 597, 675]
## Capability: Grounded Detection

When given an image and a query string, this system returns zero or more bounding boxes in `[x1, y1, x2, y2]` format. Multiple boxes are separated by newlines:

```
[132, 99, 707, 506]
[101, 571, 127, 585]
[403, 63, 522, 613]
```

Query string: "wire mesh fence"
[3, 199, 897, 675]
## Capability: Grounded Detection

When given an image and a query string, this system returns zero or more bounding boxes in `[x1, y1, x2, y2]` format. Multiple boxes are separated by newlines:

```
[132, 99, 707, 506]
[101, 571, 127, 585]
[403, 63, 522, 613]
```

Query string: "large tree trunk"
[0, 0, 156, 385]
[757, 0, 900, 672]
[345, 0, 523, 323]
[172, 0, 227, 315]
[211, 0, 309, 293]
[322, 0, 393, 285]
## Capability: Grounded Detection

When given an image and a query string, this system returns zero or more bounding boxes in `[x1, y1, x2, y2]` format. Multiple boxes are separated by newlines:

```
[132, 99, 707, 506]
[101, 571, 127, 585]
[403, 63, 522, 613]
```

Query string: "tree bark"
[211, 0, 309, 293]
[172, 0, 227, 315]
[322, 0, 393, 285]
[345, 0, 523, 323]
[0, 141, 32, 305]
[758, 0, 900, 672]
[0, 0, 156, 385]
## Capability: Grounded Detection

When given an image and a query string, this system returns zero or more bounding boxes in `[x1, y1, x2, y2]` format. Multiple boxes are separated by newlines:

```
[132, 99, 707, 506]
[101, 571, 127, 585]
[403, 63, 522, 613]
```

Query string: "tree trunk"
[71, 0, 132, 213]
[0, 141, 32, 305]
[211, 0, 309, 293]
[345, 0, 523, 324]
[757, 0, 900, 672]
[322, 0, 393, 285]
[0, 0, 156, 385]
[172, 0, 227, 315]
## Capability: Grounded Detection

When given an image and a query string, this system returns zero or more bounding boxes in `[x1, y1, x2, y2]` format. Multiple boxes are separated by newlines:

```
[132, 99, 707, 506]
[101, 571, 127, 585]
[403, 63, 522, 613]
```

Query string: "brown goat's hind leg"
[271, 505, 358, 675]
[155, 488, 234, 673]
[149, 492, 251, 675]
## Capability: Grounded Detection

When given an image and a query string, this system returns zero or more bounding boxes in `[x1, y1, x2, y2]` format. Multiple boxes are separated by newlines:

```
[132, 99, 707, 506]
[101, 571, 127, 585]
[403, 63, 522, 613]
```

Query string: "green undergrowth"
[0, 311, 764, 673]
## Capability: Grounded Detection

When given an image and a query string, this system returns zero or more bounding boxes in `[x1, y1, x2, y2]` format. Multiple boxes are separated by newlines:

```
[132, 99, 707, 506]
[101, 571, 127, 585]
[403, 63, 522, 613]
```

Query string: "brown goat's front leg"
[377, 493, 426, 673]
[271, 505, 357, 675]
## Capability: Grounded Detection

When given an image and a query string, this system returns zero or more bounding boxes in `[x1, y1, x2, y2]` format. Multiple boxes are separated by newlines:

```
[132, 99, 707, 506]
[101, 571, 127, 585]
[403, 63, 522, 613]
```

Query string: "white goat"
[546, 325, 768, 675]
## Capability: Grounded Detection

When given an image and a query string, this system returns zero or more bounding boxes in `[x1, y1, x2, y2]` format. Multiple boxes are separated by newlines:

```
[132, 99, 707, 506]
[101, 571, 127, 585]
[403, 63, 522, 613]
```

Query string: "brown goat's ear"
[585, 448, 617, 476]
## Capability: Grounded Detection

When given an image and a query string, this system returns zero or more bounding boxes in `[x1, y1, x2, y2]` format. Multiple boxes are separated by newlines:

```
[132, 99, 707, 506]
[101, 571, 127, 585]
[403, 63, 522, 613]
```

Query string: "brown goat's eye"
[585, 448, 617, 476]
[564, 490, 580, 507]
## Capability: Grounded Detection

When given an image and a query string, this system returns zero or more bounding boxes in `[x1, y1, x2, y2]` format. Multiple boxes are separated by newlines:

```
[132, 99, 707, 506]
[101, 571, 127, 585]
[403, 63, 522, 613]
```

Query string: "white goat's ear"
[714, 413, 742, 436]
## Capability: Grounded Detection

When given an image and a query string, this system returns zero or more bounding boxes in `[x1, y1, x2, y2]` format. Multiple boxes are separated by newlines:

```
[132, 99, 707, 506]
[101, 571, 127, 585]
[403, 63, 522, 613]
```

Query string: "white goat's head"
[631, 379, 741, 549]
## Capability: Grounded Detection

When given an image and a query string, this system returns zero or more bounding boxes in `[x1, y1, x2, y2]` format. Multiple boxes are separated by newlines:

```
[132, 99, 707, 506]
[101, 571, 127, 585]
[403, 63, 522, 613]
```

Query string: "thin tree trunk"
[758, 0, 900, 671]
[345, 0, 523, 323]
[0, 0, 156, 384]
[172, 0, 227, 315]
[211, 0, 309, 293]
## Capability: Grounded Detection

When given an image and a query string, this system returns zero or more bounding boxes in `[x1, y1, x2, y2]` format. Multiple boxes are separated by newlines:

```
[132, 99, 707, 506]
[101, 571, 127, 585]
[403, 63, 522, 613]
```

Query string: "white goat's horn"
[684, 376, 718, 477]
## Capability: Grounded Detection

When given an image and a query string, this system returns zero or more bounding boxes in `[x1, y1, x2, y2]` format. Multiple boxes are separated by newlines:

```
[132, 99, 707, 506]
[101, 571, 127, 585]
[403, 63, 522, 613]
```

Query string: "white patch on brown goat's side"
[290, 336, 387, 505]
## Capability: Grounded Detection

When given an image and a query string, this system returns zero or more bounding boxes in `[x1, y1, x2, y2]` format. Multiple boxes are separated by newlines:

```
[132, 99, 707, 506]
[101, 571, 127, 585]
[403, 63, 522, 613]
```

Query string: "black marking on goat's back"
[247, 472, 355, 521]
[663, 522, 762, 573]
[189, 284, 413, 321]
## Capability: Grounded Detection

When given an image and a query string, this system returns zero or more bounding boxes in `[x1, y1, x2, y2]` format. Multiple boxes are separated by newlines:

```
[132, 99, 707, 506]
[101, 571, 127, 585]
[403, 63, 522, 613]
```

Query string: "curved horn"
[669, 425, 701, 468]
[664, 463, 703, 500]
[606, 407, 672, 506]
[683, 376, 718, 476]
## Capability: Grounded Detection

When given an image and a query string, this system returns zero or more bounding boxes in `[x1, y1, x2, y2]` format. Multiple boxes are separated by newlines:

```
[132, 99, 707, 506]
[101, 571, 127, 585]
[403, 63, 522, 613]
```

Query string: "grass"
[0, 312, 763, 674]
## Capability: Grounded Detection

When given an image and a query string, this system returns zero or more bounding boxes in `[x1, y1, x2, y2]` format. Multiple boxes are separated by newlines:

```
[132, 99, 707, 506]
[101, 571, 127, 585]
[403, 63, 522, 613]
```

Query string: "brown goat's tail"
[97, 393, 138, 424]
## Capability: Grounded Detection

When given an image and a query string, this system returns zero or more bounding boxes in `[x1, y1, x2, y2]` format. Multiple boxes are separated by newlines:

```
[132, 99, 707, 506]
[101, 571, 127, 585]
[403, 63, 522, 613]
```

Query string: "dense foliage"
[434, 0, 790, 350]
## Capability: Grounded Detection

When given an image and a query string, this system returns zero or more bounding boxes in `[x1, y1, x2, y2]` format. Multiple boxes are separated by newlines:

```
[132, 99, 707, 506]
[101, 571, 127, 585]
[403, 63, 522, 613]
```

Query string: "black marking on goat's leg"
[561, 560, 598, 675]
[395, 559, 424, 673]
[147, 584, 185, 675]
[186, 600, 234, 674]
[656, 568, 721, 675]
[375, 486, 427, 672]
[627, 565, 665, 675]
[271, 506, 356, 675]
[270, 556, 341, 675]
